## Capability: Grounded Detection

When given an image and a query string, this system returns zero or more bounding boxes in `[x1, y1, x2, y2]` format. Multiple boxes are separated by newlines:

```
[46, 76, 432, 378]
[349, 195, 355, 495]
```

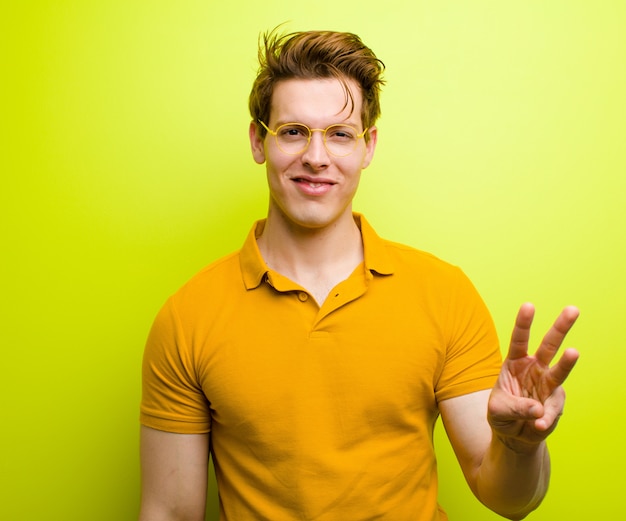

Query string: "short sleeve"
[140, 297, 211, 434]
[434, 268, 502, 402]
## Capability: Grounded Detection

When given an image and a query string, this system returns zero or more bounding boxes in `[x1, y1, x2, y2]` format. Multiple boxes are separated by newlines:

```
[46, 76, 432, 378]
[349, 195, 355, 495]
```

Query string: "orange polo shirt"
[141, 214, 501, 521]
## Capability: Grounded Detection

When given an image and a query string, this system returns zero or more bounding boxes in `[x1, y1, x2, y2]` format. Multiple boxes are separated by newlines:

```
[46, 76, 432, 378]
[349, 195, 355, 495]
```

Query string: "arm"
[440, 304, 580, 520]
[139, 425, 210, 521]
[440, 390, 550, 520]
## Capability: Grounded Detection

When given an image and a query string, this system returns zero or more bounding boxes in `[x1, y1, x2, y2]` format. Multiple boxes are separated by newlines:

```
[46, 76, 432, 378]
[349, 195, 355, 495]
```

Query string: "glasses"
[258, 120, 368, 157]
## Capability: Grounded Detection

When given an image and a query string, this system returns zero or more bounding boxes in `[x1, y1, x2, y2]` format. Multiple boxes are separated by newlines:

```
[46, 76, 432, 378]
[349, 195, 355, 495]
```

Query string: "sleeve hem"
[435, 374, 499, 403]
[140, 412, 211, 435]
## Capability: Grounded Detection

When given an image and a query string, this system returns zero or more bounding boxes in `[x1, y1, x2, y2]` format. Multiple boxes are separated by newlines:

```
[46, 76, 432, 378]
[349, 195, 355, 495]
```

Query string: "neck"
[257, 210, 364, 304]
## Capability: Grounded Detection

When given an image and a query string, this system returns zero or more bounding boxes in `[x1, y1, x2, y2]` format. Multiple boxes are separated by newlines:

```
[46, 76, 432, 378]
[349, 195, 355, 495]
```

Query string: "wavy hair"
[249, 29, 385, 140]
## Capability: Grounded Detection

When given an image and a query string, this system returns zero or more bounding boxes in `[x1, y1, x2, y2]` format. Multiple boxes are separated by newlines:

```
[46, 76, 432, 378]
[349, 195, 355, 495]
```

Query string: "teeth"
[294, 179, 329, 188]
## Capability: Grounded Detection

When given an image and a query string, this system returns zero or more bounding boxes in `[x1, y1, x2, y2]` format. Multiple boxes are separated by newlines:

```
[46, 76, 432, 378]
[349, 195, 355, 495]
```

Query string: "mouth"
[294, 179, 330, 188]
[292, 177, 336, 187]
[291, 177, 336, 195]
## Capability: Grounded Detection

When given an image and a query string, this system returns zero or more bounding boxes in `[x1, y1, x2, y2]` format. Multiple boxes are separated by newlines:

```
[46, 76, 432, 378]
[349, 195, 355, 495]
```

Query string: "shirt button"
[298, 292, 308, 302]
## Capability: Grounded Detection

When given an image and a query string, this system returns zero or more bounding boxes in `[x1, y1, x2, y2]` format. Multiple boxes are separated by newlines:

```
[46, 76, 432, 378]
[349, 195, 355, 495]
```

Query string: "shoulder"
[382, 238, 465, 282]
[358, 213, 462, 282]
[187, 250, 241, 285]
[371, 236, 486, 313]
[384, 238, 454, 267]
[169, 249, 244, 307]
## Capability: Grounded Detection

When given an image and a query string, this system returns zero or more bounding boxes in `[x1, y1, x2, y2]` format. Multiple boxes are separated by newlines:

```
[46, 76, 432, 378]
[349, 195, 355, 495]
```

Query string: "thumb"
[488, 391, 544, 424]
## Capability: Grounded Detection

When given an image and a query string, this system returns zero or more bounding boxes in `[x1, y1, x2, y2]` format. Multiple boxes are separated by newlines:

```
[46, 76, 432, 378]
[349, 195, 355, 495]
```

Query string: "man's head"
[249, 29, 385, 140]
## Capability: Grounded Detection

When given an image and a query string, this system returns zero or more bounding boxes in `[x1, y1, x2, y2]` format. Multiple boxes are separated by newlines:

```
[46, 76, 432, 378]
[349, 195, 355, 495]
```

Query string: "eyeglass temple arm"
[258, 120, 276, 135]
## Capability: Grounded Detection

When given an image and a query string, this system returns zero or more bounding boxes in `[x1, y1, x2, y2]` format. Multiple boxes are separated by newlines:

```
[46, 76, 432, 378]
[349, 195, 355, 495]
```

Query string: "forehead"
[270, 78, 363, 125]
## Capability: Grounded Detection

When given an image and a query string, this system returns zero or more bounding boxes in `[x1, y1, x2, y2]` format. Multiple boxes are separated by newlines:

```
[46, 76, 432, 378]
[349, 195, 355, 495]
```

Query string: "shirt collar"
[239, 213, 395, 290]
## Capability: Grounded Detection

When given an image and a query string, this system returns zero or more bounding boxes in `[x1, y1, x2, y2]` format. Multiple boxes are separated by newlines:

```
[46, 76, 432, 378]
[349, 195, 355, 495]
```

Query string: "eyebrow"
[273, 119, 362, 129]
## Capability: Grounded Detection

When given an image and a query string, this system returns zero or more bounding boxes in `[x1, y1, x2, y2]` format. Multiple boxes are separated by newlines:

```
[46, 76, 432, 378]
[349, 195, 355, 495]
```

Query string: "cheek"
[265, 157, 294, 188]
[359, 149, 373, 169]
[340, 156, 366, 178]
[268, 150, 299, 173]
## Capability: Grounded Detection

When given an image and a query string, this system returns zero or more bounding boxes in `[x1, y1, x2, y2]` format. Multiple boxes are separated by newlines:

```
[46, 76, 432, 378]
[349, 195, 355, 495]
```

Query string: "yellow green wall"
[2, 1, 624, 519]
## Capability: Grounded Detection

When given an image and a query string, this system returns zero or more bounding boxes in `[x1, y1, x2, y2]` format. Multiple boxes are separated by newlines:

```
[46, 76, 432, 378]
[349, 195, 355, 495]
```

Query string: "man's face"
[249, 77, 377, 232]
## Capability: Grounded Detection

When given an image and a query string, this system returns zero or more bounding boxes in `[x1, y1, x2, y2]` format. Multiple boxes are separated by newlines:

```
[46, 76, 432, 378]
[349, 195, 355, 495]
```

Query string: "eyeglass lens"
[275, 124, 360, 156]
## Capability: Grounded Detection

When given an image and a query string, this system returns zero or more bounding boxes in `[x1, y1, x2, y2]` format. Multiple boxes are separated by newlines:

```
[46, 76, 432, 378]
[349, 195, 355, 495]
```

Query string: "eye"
[327, 126, 356, 141]
[278, 124, 309, 139]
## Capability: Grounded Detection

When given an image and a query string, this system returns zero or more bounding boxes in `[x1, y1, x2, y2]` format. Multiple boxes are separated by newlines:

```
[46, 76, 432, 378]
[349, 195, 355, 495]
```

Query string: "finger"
[489, 389, 543, 424]
[534, 387, 566, 432]
[547, 347, 580, 387]
[535, 306, 580, 366]
[507, 303, 535, 360]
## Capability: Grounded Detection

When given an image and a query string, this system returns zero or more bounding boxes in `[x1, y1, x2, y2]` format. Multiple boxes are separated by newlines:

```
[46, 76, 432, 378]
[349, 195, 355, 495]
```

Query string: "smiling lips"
[292, 176, 336, 196]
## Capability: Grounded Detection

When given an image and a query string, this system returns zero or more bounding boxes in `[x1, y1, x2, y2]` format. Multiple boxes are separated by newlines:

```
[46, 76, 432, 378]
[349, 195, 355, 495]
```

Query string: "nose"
[301, 129, 330, 168]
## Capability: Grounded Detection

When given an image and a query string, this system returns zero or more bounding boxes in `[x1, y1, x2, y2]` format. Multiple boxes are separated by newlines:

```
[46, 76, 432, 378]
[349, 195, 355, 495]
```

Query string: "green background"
[2, 1, 624, 519]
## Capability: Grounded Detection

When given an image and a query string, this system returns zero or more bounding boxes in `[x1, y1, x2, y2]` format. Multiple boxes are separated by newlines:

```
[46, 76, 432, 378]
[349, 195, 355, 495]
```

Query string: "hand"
[488, 303, 580, 451]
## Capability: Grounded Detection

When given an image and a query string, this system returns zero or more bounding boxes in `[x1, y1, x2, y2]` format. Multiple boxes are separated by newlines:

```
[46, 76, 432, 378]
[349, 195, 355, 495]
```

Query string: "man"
[139, 29, 580, 521]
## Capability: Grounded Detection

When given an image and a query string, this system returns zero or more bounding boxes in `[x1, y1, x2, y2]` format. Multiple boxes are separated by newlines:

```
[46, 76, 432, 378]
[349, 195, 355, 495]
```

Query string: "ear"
[249, 121, 266, 164]
[361, 126, 378, 169]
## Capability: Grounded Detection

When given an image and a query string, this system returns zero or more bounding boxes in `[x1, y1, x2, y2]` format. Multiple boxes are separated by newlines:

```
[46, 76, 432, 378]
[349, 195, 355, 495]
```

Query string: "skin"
[249, 78, 377, 234]
[248, 78, 378, 304]
[139, 428, 209, 521]
[440, 303, 580, 519]
[139, 77, 580, 521]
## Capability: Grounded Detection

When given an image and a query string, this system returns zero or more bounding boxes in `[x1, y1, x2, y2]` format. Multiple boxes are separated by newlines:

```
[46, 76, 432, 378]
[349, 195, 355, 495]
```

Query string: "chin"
[280, 207, 341, 230]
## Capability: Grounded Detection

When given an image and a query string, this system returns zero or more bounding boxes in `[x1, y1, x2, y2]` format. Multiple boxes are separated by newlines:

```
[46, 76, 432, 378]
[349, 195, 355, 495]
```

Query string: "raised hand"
[488, 303, 580, 450]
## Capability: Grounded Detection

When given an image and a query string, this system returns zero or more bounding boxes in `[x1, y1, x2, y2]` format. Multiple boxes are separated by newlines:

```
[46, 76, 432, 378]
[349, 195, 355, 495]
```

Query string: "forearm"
[475, 436, 551, 520]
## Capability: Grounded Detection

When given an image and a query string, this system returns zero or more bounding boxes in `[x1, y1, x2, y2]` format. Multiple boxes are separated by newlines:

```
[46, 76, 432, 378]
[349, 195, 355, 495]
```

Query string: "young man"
[139, 30, 580, 521]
